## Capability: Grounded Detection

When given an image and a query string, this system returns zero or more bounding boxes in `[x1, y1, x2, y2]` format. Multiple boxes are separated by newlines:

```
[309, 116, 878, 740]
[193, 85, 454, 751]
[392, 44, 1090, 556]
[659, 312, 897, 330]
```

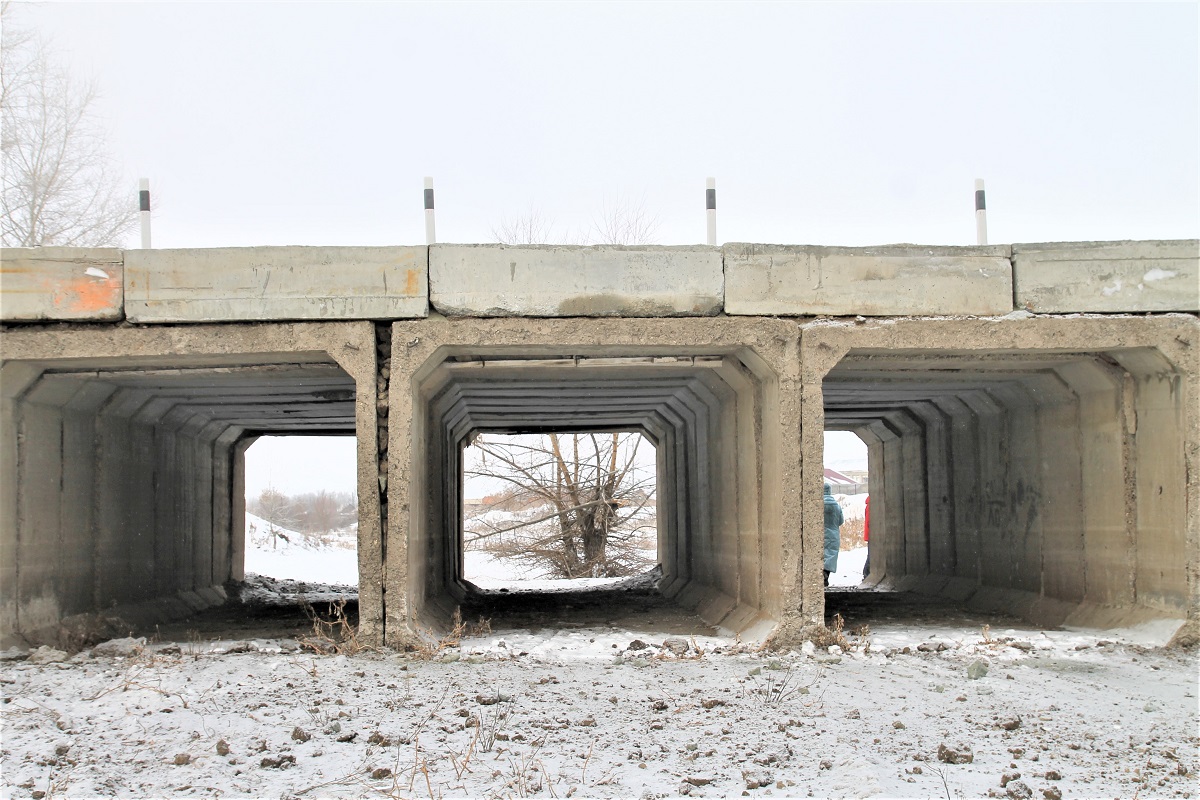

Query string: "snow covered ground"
[4, 510, 1193, 799]
[243, 513, 358, 586]
[2, 612, 1195, 799]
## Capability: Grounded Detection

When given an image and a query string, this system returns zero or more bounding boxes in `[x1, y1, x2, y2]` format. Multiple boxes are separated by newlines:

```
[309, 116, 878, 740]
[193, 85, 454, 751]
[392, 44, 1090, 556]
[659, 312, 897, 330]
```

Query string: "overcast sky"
[21, 1, 1198, 250]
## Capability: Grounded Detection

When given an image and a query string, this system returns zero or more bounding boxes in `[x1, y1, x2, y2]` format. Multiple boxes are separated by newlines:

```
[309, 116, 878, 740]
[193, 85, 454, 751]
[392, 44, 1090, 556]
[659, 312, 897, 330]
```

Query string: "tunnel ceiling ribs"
[407, 354, 782, 639]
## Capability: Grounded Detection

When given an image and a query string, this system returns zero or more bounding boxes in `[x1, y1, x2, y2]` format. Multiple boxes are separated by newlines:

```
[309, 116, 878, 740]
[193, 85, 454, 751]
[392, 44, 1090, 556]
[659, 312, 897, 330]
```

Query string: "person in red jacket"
[862, 495, 871, 579]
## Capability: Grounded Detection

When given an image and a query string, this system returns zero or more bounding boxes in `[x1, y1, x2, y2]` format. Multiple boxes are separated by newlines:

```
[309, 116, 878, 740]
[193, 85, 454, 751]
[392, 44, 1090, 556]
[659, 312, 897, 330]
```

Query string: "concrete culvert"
[808, 315, 1198, 644]
[0, 323, 378, 649]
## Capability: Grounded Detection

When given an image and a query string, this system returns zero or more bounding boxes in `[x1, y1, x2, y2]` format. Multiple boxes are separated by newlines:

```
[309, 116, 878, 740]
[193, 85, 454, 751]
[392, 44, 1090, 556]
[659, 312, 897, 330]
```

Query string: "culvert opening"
[407, 347, 784, 641]
[0, 352, 360, 646]
[822, 430, 870, 589]
[243, 435, 359, 587]
[461, 431, 658, 589]
[820, 345, 1189, 633]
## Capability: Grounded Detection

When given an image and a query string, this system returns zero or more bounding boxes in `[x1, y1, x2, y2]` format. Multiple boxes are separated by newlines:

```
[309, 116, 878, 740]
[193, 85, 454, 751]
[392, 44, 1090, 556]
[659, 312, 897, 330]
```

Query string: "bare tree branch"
[464, 432, 657, 579]
[1, 5, 137, 247]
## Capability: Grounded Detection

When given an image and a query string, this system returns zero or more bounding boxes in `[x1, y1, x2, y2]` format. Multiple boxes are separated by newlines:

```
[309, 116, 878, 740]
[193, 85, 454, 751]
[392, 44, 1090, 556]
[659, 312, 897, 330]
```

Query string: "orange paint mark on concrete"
[52, 275, 120, 313]
[405, 268, 419, 296]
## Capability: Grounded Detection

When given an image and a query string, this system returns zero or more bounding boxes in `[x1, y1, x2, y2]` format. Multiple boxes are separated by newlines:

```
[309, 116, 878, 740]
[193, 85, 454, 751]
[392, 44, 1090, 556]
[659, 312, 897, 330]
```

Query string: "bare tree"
[491, 195, 659, 246]
[464, 432, 657, 579]
[492, 206, 556, 245]
[1, 4, 136, 247]
[590, 194, 659, 245]
[249, 487, 299, 550]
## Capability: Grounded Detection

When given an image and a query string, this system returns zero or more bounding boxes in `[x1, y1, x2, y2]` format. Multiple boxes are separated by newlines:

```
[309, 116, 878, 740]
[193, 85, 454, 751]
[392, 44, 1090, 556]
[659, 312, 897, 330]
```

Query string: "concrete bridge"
[1, 240, 1197, 649]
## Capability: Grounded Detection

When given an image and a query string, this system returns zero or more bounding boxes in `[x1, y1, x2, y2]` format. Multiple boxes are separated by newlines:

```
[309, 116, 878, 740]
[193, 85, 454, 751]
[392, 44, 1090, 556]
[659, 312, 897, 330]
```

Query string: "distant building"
[824, 467, 866, 494]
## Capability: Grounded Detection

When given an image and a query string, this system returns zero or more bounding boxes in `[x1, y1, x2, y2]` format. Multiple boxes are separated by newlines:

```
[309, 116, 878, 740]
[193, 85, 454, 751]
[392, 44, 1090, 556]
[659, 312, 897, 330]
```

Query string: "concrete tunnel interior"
[404, 348, 785, 640]
[0, 350, 360, 647]
[820, 345, 1190, 631]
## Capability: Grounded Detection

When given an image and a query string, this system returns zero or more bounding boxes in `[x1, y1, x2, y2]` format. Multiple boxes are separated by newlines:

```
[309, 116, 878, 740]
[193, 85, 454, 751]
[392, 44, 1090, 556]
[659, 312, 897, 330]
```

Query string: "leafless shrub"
[299, 599, 371, 656]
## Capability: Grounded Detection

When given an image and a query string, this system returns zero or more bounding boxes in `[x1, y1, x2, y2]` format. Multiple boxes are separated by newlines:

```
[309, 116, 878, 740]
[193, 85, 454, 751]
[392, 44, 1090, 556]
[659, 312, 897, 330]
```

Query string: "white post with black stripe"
[423, 177, 436, 245]
[705, 177, 717, 246]
[974, 178, 987, 246]
[139, 178, 151, 249]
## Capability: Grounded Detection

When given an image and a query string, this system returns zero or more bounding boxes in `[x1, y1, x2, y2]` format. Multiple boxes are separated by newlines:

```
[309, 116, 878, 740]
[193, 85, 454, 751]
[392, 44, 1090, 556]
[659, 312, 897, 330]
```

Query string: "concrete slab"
[0, 248, 124, 321]
[724, 243, 1013, 316]
[430, 244, 723, 317]
[1013, 240, 1199, 313]
[124, 246, 427, 322]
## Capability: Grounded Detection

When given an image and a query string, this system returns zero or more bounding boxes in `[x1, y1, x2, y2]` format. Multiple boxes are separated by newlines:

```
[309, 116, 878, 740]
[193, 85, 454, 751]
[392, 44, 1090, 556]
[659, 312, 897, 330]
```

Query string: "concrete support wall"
[0, 324, 378, 649]
[388, 317, 801, 648]
[812, 315, 1199, 638]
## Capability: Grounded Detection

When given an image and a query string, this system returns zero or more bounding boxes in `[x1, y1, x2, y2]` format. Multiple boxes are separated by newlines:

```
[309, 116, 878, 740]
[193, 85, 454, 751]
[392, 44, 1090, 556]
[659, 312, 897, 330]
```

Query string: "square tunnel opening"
[818, 338, 1191, 634]
[0, 332, 372, 649]
[461, 430, 659, 589]
[395, 319, 798, 646]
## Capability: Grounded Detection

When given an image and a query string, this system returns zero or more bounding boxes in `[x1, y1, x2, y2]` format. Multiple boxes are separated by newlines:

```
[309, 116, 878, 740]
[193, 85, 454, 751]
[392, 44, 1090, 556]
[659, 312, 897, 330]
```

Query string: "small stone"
[938, 743, 974, 764]
[260, 754, 296, 769]
[1042, 789, 1062, 800]
[28, 646, 69, 664]
[800, 641, 816, 656]
[662, 638, 689, 656]
[967, 660, 989, 680]
[92, 637, 147, 658]
[819, 759, 833, 770]
[1143, 702, 1156, 713]
[1005, 780, 1033, 799]
[892, 720, 906, 729]
[999, 716, 1022, 731]
[173, 753, 191, 765]
[291, 727, 311, 742]
[748, 666, 762, 676]
[684, 776, 714, 786]
[371, 767, 392, 779]
[1043, 770, 1061, 781]
[440, 652, 460, 663]
[742, 767, 773, 789]
[847, 709, 861, 719]
[631, 657, 649, 668]
[216, 739, 230, 756]
[627, 639, 649, 651]
[1000, 771, 1021, 787]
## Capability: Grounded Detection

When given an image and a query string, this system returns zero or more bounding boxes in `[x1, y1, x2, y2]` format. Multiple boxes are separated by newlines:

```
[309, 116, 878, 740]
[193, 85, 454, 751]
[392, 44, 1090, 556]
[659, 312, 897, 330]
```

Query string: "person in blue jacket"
[823, 482, 843, 587]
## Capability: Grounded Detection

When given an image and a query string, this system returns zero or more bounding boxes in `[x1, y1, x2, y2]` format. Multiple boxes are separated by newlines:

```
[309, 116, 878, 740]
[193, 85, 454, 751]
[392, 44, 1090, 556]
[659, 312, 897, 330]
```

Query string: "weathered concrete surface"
[723, 243, 1014, 316]
[0, 248, 124, 321]
[429, 245, 723, 317]
[388, 316, 801, 646]
[124, 246, 427, 322]
[807, 314, 1199, 643]
[0, 323, 382, 649]
[1013, 240, 1199, 313]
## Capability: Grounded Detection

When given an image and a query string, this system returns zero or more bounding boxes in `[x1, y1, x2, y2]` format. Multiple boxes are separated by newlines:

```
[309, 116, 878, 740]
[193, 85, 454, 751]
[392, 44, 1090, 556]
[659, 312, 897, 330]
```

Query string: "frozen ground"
[2, 594, 1195, 799]
[2, 509, 1195, 799]
[243, 514, 359, 587]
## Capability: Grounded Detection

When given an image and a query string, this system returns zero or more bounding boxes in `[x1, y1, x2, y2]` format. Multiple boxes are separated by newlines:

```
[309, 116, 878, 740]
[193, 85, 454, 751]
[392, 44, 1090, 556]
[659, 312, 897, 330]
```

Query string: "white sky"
[18, 1, 1198, 249]
[244, 435, 357, 497]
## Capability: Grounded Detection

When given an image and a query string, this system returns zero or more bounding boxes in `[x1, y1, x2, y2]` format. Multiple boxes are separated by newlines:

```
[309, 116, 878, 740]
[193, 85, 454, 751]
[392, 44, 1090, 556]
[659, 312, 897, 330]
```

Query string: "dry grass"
[840, 517, 866, 550]
[409, 610, 492, 660]
[299, 599, 373, 656]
